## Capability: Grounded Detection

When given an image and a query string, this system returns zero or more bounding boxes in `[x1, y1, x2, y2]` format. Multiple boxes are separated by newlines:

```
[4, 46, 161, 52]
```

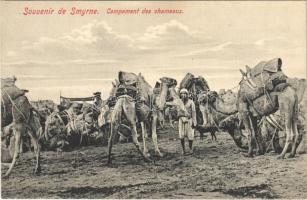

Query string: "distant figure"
[178, 88, 197, 155]
[93, 92, 102, 108]
[67, 102, 80, 120]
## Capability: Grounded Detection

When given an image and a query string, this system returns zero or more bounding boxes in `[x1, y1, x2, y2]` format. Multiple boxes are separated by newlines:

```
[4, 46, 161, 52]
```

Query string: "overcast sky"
[1, 1, 306, 103]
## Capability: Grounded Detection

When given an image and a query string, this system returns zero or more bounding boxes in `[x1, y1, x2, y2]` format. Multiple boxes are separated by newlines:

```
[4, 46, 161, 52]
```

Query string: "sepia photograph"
[1, 1, 306, 199]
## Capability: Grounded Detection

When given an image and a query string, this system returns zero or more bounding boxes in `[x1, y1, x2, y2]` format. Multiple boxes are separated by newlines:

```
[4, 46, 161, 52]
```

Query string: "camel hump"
[287, 78, 307, 103]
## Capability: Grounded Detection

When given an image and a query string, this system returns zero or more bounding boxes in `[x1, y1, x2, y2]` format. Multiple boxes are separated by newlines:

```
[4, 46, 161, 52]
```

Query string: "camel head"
[156, 77, 177, 110]
[153, 81, 161, 95]
[109, 79, 120, 97]
[198, 91, 218, 105]
[239, 66, 257, 89]
[219, 113, 240, 130]
[219, 89, 237, 105]
[160, 77, 177, 88]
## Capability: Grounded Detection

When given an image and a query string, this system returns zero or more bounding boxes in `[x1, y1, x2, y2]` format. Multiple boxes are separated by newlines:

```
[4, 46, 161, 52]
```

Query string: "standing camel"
[195, 90, 248, 149]
[237, 58, 300, 159]
[136, 74, 175, 158]
[107, 73, 176, 164]
[260, 78, 306, 154]
[1, 77, 42, 177]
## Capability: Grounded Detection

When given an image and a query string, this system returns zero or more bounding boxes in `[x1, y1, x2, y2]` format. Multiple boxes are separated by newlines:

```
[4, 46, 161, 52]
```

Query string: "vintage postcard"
[1, 1, 306, 199]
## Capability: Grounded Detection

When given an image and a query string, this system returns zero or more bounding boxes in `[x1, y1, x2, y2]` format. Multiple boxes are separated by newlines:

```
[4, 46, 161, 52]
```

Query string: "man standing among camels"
[178, 88, 197, 155]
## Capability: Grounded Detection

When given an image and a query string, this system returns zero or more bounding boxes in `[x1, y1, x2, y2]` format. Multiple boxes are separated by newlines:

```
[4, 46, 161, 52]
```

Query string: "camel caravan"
[1, 57, 306, 177]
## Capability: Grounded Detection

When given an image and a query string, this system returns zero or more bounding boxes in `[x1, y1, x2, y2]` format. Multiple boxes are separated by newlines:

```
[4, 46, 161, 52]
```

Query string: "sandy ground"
[1, 124, 307, 199]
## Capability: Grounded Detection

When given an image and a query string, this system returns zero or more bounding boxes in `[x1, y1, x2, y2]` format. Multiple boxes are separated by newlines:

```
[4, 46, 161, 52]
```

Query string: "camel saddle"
[117, 71, 151, 122]
[240, 58, 288, 102]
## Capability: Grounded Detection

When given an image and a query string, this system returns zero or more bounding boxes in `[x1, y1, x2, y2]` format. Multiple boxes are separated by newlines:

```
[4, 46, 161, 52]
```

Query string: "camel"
[237, 58, 300, 159]
[178, 73, 218, 141]
[153, 81, 174, 129]
[260, 78, 306, 154]
[44, 103, 97, 149]
[106, 73, 176, 164]
[1, 77, 42, 177]
[197, 79, 305, 154]
[197, 90, 248, 149]
[44, 108, 72, 150]
[66, 112, 97, 146]
[98, 79, 140, 145]
[164, 105, 177, 128]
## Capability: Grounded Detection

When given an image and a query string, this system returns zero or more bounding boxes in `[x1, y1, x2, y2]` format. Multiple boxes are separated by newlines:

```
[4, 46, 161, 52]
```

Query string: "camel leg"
[212, 131, 217, 141]
[108, 98, 124, 165]
[248, 116, 264, 155]
[289, 120, 299, 158]
[169, 113, 174, 128]
[277, 112, 292, 159]
[4, 124, 23, 178]
[107, 123, 116, 164]
[152, 113, 163, 157]
[159, 120, 164, 129]
[159, 112, 165, 129]
[123, 99, 151, 162]
[241, 112, 255, 157]
[27, 129, 41, 175]
[200, 132, 204, 141]
[199, 104, 208, 126]
[289, 97, 300, 158]
[141, 122, 150, 157]
[228, 129, 248, 150]
[131, 123, 152, 162]
[19, 136, 24, 153]
[44, 123, 50, 141]
[33, 139, 41, 175]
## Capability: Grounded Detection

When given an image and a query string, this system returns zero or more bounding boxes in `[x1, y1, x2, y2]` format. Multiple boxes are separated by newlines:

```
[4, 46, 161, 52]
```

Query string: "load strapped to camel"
[179, 73, 210, 96]
[240, 58, 288, 102]
[117, 71, 151, 122]
[1, 77, 30, 127]
[1, 77, 28, 107]
[117, 71, 138, 98]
